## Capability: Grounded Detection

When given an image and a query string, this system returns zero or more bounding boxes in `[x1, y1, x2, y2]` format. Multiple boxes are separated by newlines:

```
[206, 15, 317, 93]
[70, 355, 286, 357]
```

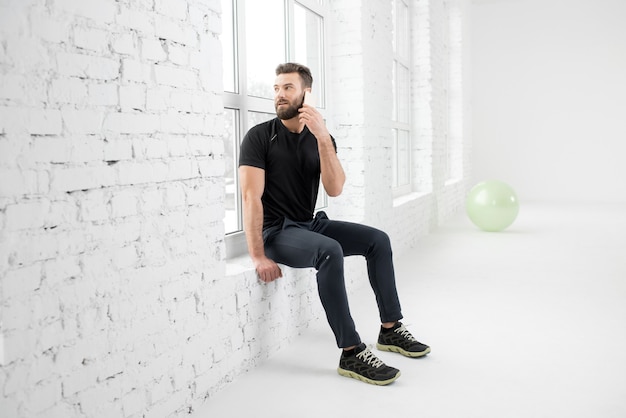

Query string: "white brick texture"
[0, 0, 226, 416]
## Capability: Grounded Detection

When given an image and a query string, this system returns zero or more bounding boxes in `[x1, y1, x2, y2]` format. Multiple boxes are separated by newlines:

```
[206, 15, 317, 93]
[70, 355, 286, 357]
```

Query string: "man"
[238, 63, 430, 386]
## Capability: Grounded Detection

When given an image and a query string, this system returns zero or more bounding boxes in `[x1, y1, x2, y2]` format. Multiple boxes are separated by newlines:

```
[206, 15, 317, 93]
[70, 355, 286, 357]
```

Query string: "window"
[442, 0, 451, 180]
[220, 0, 328, 256]
[445, 0, 464, 183]
[391, 0, 412, 196]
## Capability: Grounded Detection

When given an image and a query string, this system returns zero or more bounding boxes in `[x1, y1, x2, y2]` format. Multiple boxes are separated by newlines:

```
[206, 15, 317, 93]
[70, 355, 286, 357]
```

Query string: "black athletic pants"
[262, 211, 403, 348]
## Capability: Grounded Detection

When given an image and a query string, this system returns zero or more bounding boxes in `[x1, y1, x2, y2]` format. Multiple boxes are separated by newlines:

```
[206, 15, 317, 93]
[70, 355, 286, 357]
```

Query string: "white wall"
[472, 0, 626, 203]
[0, 1, 227, 416]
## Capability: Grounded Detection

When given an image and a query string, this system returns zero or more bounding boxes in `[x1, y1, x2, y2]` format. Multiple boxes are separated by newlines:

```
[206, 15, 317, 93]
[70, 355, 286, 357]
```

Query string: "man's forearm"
[318, 134, 345, 196]
[242, 197, 266, 259]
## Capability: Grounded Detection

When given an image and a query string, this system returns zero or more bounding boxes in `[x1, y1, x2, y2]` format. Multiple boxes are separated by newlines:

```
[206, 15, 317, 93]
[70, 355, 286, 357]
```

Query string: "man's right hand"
[253, 256, 283, 283]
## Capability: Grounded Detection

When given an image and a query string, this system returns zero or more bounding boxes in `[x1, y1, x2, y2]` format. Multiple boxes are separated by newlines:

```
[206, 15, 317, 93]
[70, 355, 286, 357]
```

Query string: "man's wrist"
[250, 253, 267, 262]
[316, 132, 332, 144]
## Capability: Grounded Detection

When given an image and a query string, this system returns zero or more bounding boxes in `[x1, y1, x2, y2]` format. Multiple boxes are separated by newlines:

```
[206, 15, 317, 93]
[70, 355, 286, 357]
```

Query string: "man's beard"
[275, 95, 304, 120]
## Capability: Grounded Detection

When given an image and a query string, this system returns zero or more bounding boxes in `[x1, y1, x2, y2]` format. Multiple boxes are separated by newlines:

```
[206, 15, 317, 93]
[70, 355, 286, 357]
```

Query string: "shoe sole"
[376, 343, 431, 358]
[337, 368, 401, 386]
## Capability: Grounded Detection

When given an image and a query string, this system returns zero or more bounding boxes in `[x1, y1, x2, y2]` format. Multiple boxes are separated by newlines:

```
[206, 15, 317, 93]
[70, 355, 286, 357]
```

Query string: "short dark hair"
[275, 62, 313, 89]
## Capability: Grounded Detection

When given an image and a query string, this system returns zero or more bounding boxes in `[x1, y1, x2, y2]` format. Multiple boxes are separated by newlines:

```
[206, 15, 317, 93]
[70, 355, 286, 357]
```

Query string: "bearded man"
[238, 62, 430, 386]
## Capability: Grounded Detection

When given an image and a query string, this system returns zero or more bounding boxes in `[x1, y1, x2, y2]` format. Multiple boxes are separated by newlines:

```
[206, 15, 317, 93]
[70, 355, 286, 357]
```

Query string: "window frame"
[221, 0, 329, 258]
[445, 0, 464, 184]
[391, 0, 413, 198]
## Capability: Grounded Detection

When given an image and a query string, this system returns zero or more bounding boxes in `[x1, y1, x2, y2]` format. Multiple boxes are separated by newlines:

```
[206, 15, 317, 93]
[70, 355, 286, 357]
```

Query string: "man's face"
[274, 72, 306, 120]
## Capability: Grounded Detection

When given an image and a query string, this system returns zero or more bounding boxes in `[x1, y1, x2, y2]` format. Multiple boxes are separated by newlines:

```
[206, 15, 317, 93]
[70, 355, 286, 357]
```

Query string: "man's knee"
[370, 228, 392, 255]
[316, 240, 343, 270]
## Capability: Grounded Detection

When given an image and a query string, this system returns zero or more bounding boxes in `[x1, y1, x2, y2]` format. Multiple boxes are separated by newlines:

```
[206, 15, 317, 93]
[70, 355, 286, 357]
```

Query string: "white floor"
[194, 203, 626, 418]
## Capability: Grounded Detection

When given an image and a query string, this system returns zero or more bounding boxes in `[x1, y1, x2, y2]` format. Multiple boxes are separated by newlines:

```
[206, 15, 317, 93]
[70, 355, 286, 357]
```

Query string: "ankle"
[342, 343, 365, 356]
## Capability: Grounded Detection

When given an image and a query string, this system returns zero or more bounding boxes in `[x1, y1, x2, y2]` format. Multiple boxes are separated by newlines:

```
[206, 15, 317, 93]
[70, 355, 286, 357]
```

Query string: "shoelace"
[356, 346, 384, 368]
[394, 323, 418, 342]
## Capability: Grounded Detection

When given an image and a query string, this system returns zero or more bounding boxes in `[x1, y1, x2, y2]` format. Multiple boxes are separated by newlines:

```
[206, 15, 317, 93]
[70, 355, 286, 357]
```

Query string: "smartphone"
[303, 90, 315, 107]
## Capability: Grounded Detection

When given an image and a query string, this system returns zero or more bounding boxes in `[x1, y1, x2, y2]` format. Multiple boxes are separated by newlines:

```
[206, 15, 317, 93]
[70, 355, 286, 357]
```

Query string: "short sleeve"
[239, 123, 270, 169]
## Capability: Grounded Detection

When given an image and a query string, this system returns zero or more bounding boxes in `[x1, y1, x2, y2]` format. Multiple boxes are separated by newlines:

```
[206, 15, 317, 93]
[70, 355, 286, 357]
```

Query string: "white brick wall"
[0, 0, 228, 416]
[1, 0, 471, 416]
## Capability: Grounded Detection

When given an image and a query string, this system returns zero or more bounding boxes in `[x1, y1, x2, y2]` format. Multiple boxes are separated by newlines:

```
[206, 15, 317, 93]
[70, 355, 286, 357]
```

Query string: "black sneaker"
[377, 322, 431, 358]
[337, 343, 401, 386]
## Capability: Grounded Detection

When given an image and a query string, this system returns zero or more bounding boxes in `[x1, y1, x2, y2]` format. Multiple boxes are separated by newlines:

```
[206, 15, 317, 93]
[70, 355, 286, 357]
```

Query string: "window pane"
[392, 129, 398, 187]
[391, 0, 412, 195]
[397, 62, 409, 123]
[392, 61, 397, 121]
[247, 111, 275, 128]
[392, 128, 411, 187]
[221, 0, 237, 93]
[395, 0, 409, 60]
[246, 0, 285, 99]
[397, 129, 410, 186]
[392, 0, 397, 52]
[294, 3, 324, 106]
[224, 108, 240, 234]
[392, 62, 409, 123]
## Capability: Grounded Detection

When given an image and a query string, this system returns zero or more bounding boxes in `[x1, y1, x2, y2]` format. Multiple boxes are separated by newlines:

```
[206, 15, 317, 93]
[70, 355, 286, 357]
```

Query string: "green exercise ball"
[466, 180, 519, 232]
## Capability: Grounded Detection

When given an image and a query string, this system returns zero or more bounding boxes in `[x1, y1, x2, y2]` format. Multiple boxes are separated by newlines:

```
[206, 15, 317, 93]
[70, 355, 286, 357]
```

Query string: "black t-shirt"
[239, 117, 337, 230]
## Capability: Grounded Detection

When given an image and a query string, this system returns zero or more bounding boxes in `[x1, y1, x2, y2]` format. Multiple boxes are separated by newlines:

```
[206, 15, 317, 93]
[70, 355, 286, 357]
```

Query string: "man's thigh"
[264, 226, 341, 269]
[314, 218, 389, 257]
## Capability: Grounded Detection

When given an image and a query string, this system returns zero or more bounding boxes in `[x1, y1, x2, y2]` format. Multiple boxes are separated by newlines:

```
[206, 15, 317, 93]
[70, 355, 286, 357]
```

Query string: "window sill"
[445, 177, 463, 187]
[392, 191, 430, 208]
[225, 231, 248, 259]
[226, 253, 254, 277]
